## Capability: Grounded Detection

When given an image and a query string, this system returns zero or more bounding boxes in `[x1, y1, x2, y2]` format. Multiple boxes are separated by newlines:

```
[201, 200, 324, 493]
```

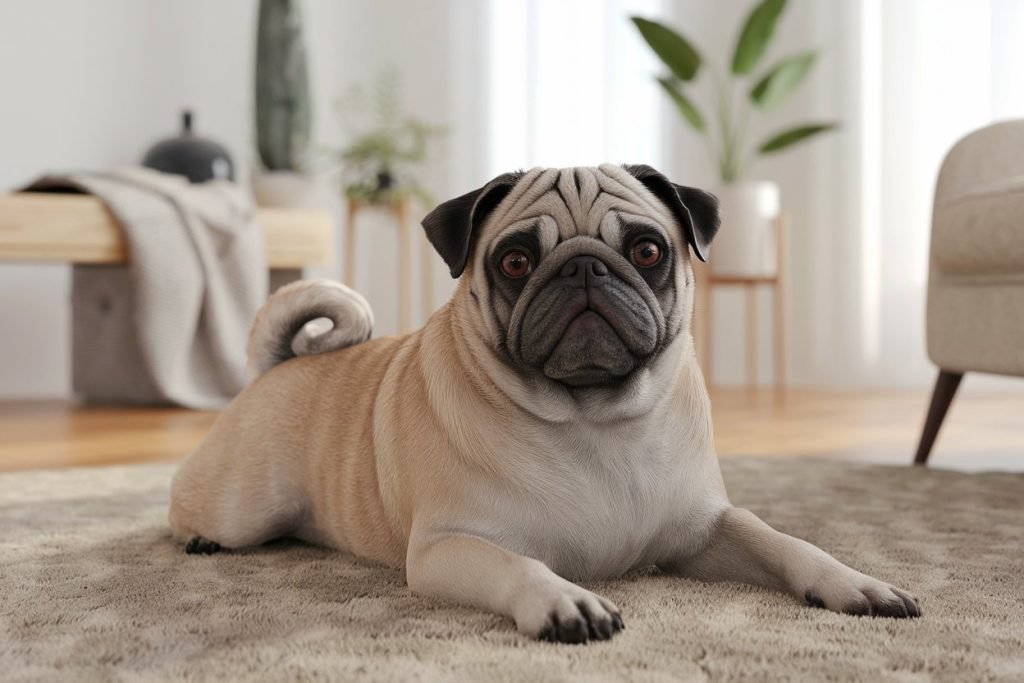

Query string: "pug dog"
[170, 164, 920, 644]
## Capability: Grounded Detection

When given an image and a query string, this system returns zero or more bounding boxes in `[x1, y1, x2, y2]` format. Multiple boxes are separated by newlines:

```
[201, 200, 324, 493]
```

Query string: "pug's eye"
[500, 249, 532, 278]
[631, 240, 662, 268]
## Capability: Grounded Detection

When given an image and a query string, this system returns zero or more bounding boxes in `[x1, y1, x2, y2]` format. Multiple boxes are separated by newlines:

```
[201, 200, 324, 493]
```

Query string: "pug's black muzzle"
[510, 247, 665, 388]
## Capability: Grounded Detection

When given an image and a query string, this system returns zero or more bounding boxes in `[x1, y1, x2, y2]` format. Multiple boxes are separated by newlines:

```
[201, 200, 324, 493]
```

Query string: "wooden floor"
[1, 389, 1021, 473]
[710, 388, 1023, 472]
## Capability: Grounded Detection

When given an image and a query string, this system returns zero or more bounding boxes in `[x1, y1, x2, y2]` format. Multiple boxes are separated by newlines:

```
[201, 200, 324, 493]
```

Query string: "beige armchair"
[915, 120, 1024, 465]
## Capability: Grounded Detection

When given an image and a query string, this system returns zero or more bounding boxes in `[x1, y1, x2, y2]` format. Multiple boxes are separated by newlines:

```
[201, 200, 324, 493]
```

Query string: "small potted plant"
[251, 0, 316, 207]
[632, 0, 836, 276]
[332, 68, 445, 208]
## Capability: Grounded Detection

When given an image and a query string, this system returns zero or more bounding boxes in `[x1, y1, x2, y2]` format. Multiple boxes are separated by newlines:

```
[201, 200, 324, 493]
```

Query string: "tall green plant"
[255, 0, 311, 171]
[632, 0, 836, 183]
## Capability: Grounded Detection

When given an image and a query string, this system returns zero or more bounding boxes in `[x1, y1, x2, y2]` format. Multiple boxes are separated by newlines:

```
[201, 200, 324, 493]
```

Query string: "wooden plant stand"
[700, 215, 786, 395]
[344, 197, 433, 334]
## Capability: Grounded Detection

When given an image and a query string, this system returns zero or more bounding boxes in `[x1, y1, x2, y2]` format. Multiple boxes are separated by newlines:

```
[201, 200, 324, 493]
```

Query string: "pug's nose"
[560, 255, 609, 286]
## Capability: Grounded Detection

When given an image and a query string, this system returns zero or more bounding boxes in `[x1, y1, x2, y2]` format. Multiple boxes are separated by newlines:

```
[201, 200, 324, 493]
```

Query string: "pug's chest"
[486, 440, 723, 581]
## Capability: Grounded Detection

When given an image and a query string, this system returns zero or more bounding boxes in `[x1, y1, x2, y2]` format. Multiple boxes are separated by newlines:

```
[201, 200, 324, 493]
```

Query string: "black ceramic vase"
[142, 111, 235, 183]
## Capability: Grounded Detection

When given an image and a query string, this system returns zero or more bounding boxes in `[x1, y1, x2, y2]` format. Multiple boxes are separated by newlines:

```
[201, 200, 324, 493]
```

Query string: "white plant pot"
[251, 171, 322, 209]
[710, 181, 781, 278]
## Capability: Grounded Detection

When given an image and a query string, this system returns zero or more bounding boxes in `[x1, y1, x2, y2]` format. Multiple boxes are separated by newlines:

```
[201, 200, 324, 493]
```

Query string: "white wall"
[4, 1, 1022, 399]
[0, 0, 476, 399]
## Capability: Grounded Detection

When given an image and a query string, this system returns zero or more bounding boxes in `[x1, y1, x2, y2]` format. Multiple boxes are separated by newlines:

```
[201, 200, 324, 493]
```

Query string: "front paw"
[804, 572, 921, 619]
[514, 581, 624, 644]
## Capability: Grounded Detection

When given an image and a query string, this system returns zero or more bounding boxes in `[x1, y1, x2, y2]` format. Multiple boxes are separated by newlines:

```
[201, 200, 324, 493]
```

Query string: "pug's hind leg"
[169, 452, 304, 553]
[185, 536, 222, 555]
[406, 532, 624, 644]
[662, 507, 921, 618]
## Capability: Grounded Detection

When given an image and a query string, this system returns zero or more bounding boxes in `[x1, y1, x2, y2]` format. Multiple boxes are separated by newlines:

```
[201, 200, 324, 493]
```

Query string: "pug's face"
[490, 200, 677, 387]
[423, 164, 719, 389]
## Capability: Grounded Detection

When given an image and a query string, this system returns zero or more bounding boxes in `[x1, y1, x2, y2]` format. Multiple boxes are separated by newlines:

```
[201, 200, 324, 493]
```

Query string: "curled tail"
[246, 279, 374, 379]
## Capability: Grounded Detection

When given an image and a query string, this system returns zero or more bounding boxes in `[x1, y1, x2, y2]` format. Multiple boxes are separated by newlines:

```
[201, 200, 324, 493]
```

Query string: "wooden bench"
[0, 192, 333, 269]
[0, 191, 334, 404]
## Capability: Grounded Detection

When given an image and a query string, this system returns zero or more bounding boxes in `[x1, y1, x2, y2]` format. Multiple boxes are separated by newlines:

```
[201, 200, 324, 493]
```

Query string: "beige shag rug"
[1, 457, 1022, 682]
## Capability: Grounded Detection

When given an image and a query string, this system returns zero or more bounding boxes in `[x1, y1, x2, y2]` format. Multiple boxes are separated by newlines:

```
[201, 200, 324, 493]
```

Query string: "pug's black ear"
[422, 172, 523, 278]
[622, 164, 720, 262]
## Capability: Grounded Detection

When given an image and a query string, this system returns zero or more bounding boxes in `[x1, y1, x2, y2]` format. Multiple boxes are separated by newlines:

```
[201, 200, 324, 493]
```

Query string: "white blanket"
[29, 168, 266, 409]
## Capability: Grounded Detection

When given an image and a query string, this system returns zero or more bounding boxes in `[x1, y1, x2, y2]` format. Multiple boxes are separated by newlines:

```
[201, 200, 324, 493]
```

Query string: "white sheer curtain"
[485, 0, 664, 175]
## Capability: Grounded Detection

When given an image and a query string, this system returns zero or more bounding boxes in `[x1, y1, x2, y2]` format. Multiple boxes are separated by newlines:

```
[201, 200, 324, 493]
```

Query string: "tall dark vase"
[142, 111, 235, 183]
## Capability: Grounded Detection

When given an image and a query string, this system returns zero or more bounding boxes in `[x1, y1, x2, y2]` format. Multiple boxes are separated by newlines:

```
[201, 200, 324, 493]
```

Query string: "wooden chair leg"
[914, 370, 964, 466]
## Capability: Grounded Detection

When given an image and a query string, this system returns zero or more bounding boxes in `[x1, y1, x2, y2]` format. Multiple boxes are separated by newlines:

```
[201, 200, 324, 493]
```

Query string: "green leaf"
[750, 52, 815, 110]
[631, 17, 701, 81]
[732, 0, 787, 75]
[657, 78, 705, 131]
[758, 123, 837, 153]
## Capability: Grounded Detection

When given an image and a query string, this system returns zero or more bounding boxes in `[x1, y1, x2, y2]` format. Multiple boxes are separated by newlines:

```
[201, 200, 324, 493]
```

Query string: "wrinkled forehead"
[477, 164, 679, 247]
